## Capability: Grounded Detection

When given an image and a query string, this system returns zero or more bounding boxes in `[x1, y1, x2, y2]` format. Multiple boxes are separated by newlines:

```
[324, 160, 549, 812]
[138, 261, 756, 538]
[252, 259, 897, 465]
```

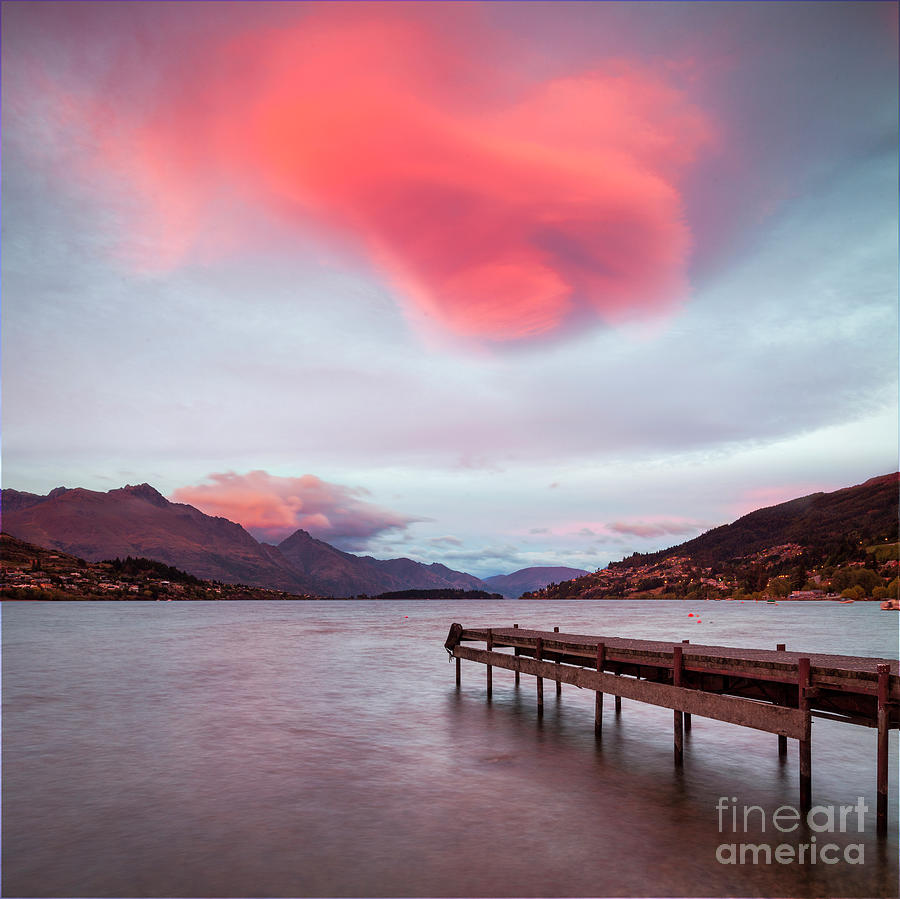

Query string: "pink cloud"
[24, 5, 714, 342]
[171, 470, 419, 546]
[558, 517, 704, 540]
[607, 518, 703, 539]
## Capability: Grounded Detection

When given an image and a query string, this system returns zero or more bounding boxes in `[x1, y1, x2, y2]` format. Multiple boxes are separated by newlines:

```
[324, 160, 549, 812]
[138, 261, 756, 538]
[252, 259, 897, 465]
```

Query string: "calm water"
[2, 600, 898, 898]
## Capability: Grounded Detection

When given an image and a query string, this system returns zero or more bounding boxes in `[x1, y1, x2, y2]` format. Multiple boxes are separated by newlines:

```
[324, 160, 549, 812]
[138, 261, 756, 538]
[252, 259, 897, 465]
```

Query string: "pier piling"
[486, 629, 493, 699]
[535, 637, 544, 716]
[798, 657, 812, 813]
[513, 624, 520, 686]
[595, 642, 606, 737]
[682, 640, 691, 730]
[877, 663, 890, 836]
[554, 627, 562, 696]
[777, 644, 787, 758]
[673, 645, 684, 766]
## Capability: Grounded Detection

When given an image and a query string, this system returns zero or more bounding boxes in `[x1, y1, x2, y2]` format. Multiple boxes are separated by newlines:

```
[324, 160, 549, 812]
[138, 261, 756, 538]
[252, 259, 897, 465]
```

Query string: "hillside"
[529, 474, 899, 600]
[0, 533, 315, 601]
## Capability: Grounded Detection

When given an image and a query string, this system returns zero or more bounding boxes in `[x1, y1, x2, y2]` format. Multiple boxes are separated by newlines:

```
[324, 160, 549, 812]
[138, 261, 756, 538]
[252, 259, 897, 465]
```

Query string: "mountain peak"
[115, 483, 169, 507]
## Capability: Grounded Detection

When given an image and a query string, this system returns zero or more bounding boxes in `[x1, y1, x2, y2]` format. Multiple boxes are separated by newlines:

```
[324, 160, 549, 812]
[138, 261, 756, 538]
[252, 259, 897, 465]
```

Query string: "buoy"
[688, 613, 694, 617]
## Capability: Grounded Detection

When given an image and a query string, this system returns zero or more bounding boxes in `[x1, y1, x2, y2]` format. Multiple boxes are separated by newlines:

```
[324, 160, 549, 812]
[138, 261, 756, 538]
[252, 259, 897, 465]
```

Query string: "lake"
[2, 599, 898, 897]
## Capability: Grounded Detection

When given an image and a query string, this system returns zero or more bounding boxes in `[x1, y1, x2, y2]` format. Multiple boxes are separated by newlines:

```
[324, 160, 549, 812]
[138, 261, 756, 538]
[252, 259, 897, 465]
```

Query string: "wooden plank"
[454, 645, 808, 739]
[460, 629, 900, 701]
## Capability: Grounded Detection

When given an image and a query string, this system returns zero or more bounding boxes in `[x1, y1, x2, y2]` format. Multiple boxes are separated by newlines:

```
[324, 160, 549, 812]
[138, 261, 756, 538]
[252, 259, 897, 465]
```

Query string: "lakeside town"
[525, 541, 900, 604]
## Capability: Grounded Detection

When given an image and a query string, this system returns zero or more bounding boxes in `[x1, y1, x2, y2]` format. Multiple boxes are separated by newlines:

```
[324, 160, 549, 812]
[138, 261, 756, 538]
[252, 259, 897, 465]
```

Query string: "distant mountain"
[483, 566, 590, 598]
[533, 473, 899, 599]
[1, 484, 487, 597]
[275, 529, 486, 597]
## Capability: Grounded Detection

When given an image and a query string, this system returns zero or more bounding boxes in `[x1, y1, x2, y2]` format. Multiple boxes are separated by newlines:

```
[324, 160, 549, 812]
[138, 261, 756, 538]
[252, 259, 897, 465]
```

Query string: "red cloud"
[28, 6, 714, 341]
[171, 471, 418, 546]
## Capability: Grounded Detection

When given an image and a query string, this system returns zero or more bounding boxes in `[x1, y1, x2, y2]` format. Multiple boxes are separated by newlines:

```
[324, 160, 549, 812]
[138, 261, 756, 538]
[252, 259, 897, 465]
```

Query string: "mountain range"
[1, 484, 563, 597]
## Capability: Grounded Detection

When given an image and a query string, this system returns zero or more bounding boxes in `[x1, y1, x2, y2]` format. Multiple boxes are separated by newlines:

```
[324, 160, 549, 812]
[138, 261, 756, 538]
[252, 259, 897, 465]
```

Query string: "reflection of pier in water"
[444, 623, 898, 836]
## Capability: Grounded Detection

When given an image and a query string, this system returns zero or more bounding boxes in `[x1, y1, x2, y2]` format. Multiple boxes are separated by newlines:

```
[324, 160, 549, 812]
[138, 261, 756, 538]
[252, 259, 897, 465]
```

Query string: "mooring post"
[673, 645, 684, 766]
[456, 656, 461, 688]
[595, 642, 606, 737]
[798, 657, 812, 812]
[513, 623, 520, 686]
[876, 663, 890, 837]
[777, 644, 787, 758]
[486, 629, 493, 699]
[536, 637, 544, 716]
[615, 693, 621, 714]
[682, 640, 691, 730]
[554, 626, 561, 696]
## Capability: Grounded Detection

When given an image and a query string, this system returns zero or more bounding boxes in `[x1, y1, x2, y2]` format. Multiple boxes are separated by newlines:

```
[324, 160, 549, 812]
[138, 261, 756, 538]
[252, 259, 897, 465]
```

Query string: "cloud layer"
[19, 5, 712, 342]
[172, 471, 418, 547]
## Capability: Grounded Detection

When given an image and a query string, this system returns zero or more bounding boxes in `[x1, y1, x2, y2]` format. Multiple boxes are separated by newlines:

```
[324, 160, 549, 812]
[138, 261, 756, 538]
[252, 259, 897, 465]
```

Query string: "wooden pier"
[444, 623, 899, 836]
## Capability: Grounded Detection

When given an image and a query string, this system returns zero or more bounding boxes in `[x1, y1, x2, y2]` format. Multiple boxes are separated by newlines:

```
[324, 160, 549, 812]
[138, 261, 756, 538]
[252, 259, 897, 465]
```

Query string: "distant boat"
[839, 599, 855, 604]
[880, 599, 900, 611]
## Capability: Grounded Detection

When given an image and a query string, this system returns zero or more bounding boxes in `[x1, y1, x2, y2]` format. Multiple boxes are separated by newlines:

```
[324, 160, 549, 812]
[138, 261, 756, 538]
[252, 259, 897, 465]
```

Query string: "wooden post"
[673, 645, 684, 766]
[682, 640, 691, 730]
[777, 644, 787, 758]
[615, 694, 621, 713]
[554, 626, 561, 696]
[513, 623, 520, 686]
[877, 663, 890, 837]
[595, 642, 606, 737]
[798, 657, 812, 812]
[455, 656, 460, 688]
[536, 637, 544, 716]
[486, 629, 493, 698]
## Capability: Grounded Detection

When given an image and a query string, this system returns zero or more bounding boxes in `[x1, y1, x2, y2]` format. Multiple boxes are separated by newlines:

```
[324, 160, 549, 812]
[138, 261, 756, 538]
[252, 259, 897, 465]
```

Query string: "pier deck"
[444, 623, 898, 836]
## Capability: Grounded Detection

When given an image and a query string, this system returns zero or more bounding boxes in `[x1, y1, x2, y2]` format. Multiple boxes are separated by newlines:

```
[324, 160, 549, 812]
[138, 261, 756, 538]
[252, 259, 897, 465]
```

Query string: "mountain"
[482, 566, 590, 598]
[274, 529, 486, 597]
[532, 473, 899, 599]
[1, 484, 310, 592]
[634, 472, 900, 568]
[0, 483, 487, 598]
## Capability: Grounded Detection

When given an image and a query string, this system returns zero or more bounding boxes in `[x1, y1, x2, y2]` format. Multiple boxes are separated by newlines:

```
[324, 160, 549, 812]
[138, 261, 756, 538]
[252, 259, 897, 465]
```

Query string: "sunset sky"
[3, 1, 897, 577]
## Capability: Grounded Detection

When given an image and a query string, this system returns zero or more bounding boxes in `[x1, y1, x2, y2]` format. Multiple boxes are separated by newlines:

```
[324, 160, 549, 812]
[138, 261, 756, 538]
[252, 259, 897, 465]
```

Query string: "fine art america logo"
[715, 797, 868, 866]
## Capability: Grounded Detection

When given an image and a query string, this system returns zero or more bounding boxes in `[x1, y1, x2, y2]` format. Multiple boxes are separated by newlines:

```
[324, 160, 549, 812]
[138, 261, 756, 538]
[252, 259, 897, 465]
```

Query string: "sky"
[2, 1, 898, 578]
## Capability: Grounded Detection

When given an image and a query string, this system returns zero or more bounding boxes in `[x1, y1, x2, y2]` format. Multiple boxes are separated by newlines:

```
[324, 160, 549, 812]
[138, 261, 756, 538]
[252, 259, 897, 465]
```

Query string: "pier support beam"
[615, 694, 622, 714]
[682, 641, 691, 730]
[486, 629, 493, 698]
[673, 645, 684, 766]
[595, 642, 606, 737]
[554, 627, 561, 696]
[777, 644, 787, 758]
[877, 663, 890, 837]
[535, 637, 544, 716]
[513, 624, 520, 686]
[456, 656, 460, 688]
[798, 657, 812, 813]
